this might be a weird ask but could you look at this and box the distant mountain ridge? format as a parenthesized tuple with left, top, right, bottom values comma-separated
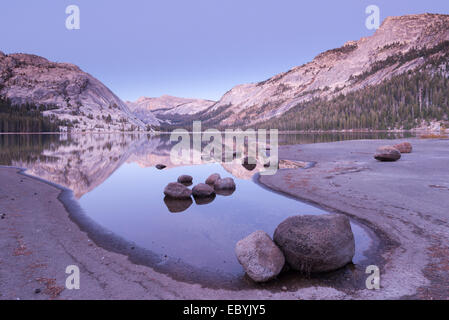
(186, 13, 449, 130)
(1, 13, 448, 132)
(126, 95, 215, 124)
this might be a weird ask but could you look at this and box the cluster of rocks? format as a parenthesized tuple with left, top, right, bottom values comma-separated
(374, 142, 413, 162)
(163, 173, 236, 213)
(235, 214, 355, 282)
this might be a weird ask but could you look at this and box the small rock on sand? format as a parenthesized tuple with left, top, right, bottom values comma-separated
(374, 146, 401, 162)
(393, 142, 413, 153)
(156, 164, 166, 170)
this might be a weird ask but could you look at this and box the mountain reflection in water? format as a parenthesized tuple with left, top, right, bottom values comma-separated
(0, 132, 412, 281)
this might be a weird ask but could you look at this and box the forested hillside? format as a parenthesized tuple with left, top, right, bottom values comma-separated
(0, 98, 71, 132)
(256, 57, 449, 131)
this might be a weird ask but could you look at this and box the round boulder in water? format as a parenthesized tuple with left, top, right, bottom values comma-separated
(205, 173, 221, 185)
(163, 182, 192, 199)
(192, 183, 215, 198)
(214, 177, 236, 191)
(177, 175, 193, 185)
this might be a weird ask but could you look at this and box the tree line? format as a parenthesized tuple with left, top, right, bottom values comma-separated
(0, 98, 71, 132)
(256, 63, 449, 131)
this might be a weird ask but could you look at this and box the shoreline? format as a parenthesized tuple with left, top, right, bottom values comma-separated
(1, 138, 448, 299)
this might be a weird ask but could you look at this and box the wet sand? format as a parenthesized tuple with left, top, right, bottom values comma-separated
(0, 138, 448, 299)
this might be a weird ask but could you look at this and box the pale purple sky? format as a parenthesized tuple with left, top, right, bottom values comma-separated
(0, 0, 448, 101)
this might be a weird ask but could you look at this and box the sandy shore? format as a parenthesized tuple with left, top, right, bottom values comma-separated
(1, 138, 448, 299)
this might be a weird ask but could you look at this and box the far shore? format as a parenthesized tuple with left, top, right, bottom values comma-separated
(0, 137, 448, 299)
(0, 128, 447, 135)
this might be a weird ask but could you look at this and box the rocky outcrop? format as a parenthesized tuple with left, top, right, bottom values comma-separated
(273, 214, 355, 273)
(235, 230, 285, 282)
(0, 53, 157, 131)
(374, 146, 401, 161)
(163, 182, 192, 199)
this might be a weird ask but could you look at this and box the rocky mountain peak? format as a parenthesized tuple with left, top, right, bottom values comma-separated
(0, 52, 157, 131)
(198, 13, 449, 127)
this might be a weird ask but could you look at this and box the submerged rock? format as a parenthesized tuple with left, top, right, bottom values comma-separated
(177, 175, 193, 185)
(393, 142, 413, 153)
(235, 230, 285, 282)
(163, 182, 192, 199)
(163, 196, 193, 213)
(156, 164, 167, 170)
(193, 194, 216, 205)
(273, 214, 355, 273)
(192, 183, 215, 198)
(205, 173, 221, 185)
(374, 146, 401, 162)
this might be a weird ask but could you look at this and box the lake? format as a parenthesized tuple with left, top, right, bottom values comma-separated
(0, 132, 414, 285)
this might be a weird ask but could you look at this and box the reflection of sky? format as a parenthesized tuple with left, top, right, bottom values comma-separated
(79, 162, 371, 276)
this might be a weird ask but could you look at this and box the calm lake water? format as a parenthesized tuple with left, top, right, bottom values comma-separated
(0, 132, 414, 283)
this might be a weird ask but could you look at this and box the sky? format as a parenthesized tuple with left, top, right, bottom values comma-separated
(0, 1, 448, 102)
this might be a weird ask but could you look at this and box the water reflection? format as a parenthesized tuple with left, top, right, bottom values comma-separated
(164, 196, 193, 213)
(0, 132, 415, 199)
(0, 132, 402, 281)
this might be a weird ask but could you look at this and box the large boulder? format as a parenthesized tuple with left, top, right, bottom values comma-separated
(177, 175, 193, 185)
(393, 142, 412, 153)
(192, 183, 215, 198)
(155, 164, 166, 170)
(273, 214, 355, 273)
(374, 146, 401, 162)
(163, 182, 192, 199)
(235, 230, 285, 282)
(205, 173, 221, 185)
